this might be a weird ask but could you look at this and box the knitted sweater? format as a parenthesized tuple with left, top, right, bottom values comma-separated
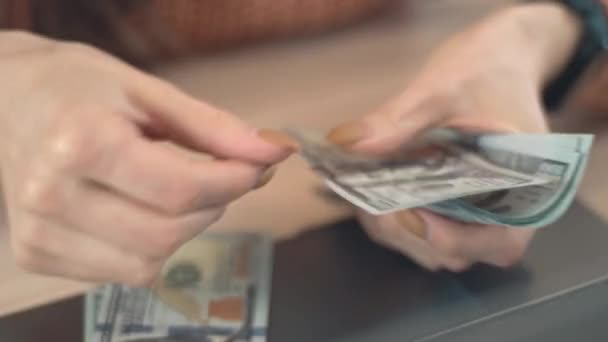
(0, 0, 393, 63)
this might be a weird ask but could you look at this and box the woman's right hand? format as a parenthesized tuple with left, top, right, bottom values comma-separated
(328, 3, 582, 271)
(0, 32, 293, 286)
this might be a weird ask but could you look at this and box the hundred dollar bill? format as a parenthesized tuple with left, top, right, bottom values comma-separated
(85, 233, 273, 342)
(286, 128, 593, 227)
(286, 129, 555, 213)
(428, 133, 593, 227)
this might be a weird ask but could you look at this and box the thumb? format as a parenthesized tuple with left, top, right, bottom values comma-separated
(128, 74, 295, 165)
(327, 88, 544, 155)
(327, 94, 448, 155)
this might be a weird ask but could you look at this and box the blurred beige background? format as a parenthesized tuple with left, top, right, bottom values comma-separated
(2, 0, 607, 317)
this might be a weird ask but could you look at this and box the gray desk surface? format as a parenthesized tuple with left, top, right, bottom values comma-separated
(2, 202, 608, 342)
(269, 202, 608, 342)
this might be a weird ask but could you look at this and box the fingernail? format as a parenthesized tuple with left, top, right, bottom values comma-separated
(401, 146, 445, 160)
(396, 210, 427, 239)
(257, 129, 299, 151)
(327, 121, 369, 146)
(254, 166, 277, 189)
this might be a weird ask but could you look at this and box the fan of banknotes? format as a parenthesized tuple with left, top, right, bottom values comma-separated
(285, 128, 594, 228)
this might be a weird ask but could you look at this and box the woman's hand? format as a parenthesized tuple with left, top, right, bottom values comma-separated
(328, 3, 582, 271)
(0, 31, 292, 286)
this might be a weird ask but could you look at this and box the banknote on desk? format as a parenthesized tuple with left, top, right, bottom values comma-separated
(286, 128, 593, 228)
(85, 233, 273, 342)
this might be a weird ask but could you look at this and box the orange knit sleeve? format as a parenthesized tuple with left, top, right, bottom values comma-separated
(0, 0, 32, 29)
(1, 0, 394, 64)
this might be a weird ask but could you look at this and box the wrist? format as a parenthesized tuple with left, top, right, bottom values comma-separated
(472, 3, 583, 87)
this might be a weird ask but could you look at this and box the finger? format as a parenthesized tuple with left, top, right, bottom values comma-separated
(88, 138, 268, 215)
(13, 244, 163, 286)
(328, 94, 448, 155)
(358, 210, 443, 271)
(418, 210, 533, 267)
(36, 179, 224, 259)
(396, 210, 473, 272)
(358, 211, 404, 251)
(128, 74, 294, 164)
(11, 217, 163, 286)
(13, 245, 115, 283)
(328, 78, 547, 155)
(444, 114, 533, 134)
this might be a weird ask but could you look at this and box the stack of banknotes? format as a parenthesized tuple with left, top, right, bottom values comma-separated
(286, 128, 594, 228)
(85, 234, 273, 342)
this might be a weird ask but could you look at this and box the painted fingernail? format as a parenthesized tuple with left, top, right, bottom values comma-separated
(396, 210, 427, 239)
(254, 166, 277, 189)
(257, 129, 299, 151)
(327, 121, 369, 146)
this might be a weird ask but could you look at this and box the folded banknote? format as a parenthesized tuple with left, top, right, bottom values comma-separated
(286, 128, 593, 228)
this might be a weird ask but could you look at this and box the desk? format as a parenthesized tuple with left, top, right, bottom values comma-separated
(3, 201, 608, 341)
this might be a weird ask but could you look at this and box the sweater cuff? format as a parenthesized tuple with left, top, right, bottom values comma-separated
(540, 0, 607, 110)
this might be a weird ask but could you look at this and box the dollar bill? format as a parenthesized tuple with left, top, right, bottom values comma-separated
(428, 133, 593, 227)
(85, 233, 273, 342)
(287, 128, 593, 228)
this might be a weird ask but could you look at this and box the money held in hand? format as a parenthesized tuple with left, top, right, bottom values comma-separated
(287, 128, 593, 228)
